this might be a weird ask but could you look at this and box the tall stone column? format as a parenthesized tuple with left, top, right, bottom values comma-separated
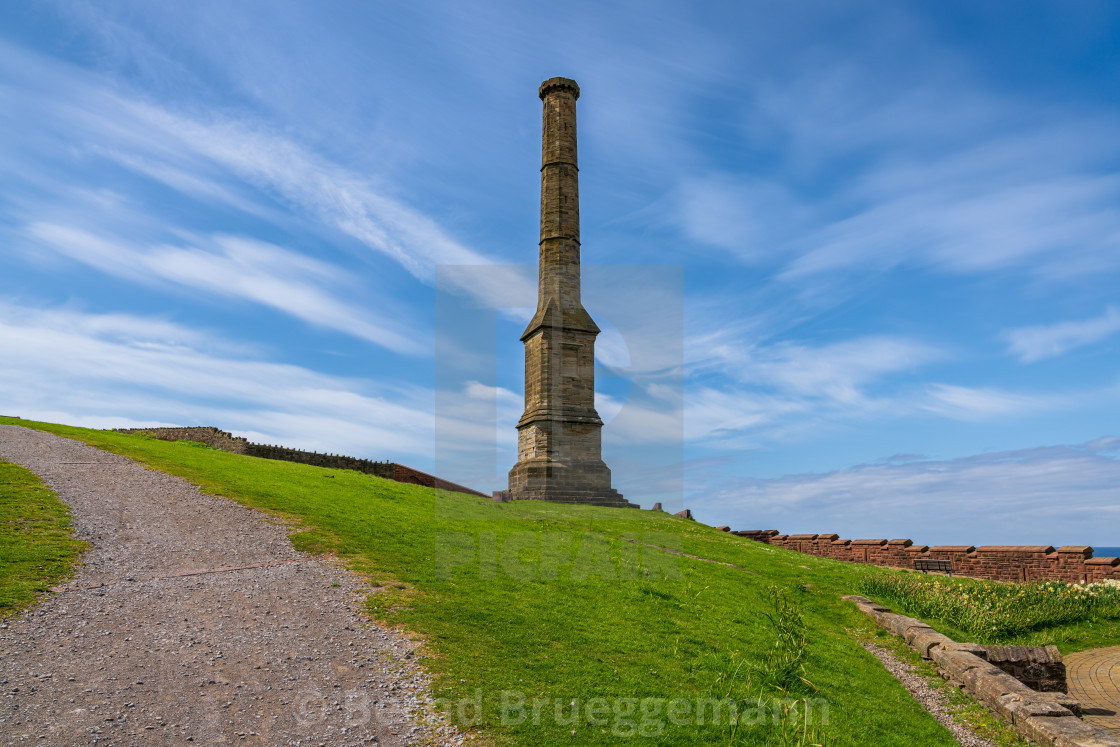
(507, 78, 632, 507)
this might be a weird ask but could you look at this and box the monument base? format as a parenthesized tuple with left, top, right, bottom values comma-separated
(508, 458, 637, 508)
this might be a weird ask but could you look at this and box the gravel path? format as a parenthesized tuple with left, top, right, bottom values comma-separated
(0, 425, 463, 746)
(859, 641, 998, 747)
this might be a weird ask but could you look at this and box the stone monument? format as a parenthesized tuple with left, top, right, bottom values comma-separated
(507, 77, 634, 508)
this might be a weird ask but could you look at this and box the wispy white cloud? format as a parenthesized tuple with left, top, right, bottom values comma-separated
(684, 333, 942, 442)
(123, 100, 494, 279)
(921, 383, 1065, 420)
(1005, 307, 1120, 363)
(666, 39, 1120, 283)
(86, 147, 275, 220)
(673, 174, 807, 262)
(0, 39, 497, 288)
(782, 152, 1120, 280)
(683, 335, 932, 455)
(683, 328, 1087, 444)
(750, 337, 938, 402)
(0, 301, 450, 466)
(26, 223, 423, 355)
(683, 387, 807, 444)
(693, 439, 1120, 545)
(432, 379, 522, 490)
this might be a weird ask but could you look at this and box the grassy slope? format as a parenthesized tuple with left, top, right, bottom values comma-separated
(0, 416, 963, 746)
(0, 458, 88, 615)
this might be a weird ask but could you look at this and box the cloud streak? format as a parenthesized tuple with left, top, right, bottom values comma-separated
(123, 100, 494, 279)
(1005, 307, 1120, 363)
(683, 333, 943, 444)
(694, 439, 1120, 545)
(0, 301, 447, 466)
(27, 223, 423, 355)
(0, 40, 497, 289)
(667, 38, 1120, 284)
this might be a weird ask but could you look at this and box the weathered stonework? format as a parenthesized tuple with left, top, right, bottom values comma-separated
(982, 645, 1068, 693)
(734, 530, 1120, 584)
(845, 596, 1119, 747)
(507, 78, 633, 508)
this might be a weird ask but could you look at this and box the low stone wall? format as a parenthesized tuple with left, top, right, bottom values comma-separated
(845, 595, 1119, 747)
(735, 530, 1120, 584)
(982, 645, 1067, 693)
(115, 426, 487, 497)
(116, 426, 253, 454)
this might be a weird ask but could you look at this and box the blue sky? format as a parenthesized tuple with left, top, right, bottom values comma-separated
(2, 1, 1119, 545)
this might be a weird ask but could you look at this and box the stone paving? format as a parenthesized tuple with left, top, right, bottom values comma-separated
(1066, 645, 1120, 737)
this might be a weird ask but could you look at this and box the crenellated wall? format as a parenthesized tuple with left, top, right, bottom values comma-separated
(735, 530, 1120, 584)
(114, 426, 487, 498)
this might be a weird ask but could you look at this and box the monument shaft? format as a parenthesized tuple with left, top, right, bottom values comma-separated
(508, 78, 629, 507)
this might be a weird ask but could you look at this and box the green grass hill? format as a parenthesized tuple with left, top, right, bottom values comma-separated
(5, 415, 1113, 745)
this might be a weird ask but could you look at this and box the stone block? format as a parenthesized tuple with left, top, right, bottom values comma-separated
(1042, 692, 1082, 717)
(841, 594, 889, 611)
(962, 663, 1012, 693)
(977, 545, 1056, 554)
(933, 649, 988, 684)
(942, 641, 988, 658)
(1009, 690, 1083, 718)
(1014, 712, 1066, 747)
(886, 614, 933, 638)
(929, 545, 977, 553)
(982, 644, 1067, 693)
(1032, 714, 1120, 747)
(869, 608, 896, 628)
(909, 628, 955, 659)
(973, 670, 1034, 715)
(1012, 700, 1074, 719)
(1055, 732, 1120, 747)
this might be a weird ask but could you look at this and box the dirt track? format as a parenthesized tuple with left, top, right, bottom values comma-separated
(0, 425, 461, 746)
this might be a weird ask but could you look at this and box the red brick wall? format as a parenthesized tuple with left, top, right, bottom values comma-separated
(733, 530, 1120, 583)
(390, 464, 488, 498)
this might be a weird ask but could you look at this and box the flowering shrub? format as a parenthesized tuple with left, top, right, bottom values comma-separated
(856, 574, 1120, 642)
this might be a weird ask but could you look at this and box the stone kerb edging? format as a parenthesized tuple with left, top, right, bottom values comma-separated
(843, 595, 1120, 747)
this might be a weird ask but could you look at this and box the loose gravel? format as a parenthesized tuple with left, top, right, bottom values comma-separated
(859, 640, 998, 747)
(0, 425, 465, 746)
